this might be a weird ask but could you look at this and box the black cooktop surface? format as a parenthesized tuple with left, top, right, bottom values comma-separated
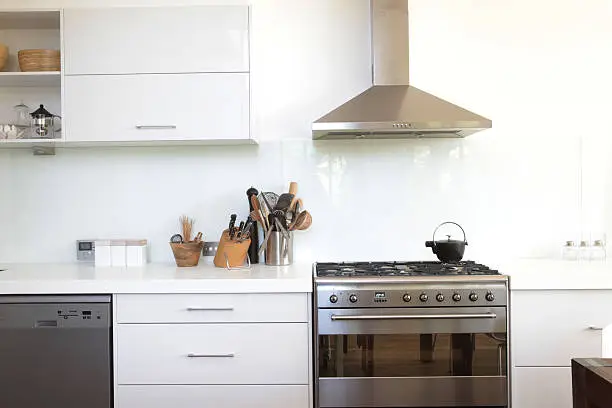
(315, 261, 500, 277)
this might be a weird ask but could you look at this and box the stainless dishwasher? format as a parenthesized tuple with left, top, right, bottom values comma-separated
(0, 295, 112, 408)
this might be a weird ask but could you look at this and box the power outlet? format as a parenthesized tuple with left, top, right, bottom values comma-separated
(202, 241, 219, 257)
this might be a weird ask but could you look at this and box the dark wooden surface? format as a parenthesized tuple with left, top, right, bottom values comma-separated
(572, 358, 612, 408)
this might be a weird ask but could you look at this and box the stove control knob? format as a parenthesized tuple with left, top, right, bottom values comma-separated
(402, 293, 411, 303)
(452, 293, 462, 302)
(469, 293, 479, 302)
(329, 294, 338, 304)
(419, 293, 428, 302)
(485, 292, 495, 302)
(349, 294, 358, 303)
(436, 293, 445, 302)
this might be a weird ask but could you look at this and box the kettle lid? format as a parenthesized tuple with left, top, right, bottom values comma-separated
(31, 104, 53, 118)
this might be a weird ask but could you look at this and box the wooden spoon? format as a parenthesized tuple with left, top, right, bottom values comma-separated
(289, 210, 312, 231)
(251, 194, 268, 231)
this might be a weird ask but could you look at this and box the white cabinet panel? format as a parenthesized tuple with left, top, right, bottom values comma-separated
(512, 290, 612, 366)
(117, 323, 309, 385)
(512, 367, 572, 408)
(116, 293, 308, 324)
(64, 73, 249, 142)
(117, 385, 309, 408)
(64, 6, 249, 75)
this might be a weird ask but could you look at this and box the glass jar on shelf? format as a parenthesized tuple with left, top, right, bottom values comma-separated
(562, 241, 578, 261)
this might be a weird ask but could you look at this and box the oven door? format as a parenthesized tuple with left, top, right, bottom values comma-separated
(316, 306, 508, 408)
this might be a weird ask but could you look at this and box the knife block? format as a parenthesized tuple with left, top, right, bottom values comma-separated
(214, 230, 251, 268)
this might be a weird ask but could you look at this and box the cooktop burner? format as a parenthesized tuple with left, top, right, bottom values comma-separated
(315, 261, 499, 277)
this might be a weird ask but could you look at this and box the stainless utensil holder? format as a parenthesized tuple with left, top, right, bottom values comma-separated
(265, 231, 293, 266)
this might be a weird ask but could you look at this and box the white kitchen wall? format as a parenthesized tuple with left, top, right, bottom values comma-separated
(0, 0, 609, 265)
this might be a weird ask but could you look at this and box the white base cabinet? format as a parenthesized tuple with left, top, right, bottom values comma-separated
(512, 367, 572, 408)
(117, 385, 309, 408)
(511, 290, 612, 408)
(114, 293, 310, 408)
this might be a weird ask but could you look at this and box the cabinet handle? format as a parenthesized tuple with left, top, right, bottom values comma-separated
(588, 326, 604, 331)
(186, 307, 234, 312)
(187, 353, 235, 358)
(135, 125, 177, 130)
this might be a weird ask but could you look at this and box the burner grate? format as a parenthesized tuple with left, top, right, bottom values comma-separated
(316, 261, 499, 277)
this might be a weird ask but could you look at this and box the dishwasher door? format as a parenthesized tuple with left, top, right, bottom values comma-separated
(0, 295, 112, 408)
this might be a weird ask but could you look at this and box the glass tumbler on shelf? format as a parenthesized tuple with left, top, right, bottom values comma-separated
(562, 241, 578, 260)
(13, 101, 30, 127)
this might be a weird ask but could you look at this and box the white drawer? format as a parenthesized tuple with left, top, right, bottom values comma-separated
(117, 385, 309, 408)
(117, 323, 309, 385)
(116, 293, 308, 323)
(64, 6, 249, 75)
(512, 290, 612, 366)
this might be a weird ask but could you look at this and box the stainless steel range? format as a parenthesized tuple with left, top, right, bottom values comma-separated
(314, 261, 509, 408)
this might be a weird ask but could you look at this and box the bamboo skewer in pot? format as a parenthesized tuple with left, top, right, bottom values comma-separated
(180, 215, 194, 242)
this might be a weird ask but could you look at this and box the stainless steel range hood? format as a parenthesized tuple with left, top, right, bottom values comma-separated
(312, 0, 492, 140)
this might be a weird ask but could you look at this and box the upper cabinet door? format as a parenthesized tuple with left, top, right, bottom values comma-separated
(63, 6, 249, 75)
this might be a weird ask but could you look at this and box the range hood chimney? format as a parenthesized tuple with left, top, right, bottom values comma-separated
(312, 0, 492, 140)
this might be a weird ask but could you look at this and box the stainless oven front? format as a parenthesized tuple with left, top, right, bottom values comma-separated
(315, 305, 508, 408)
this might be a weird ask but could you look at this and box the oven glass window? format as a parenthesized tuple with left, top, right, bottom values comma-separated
(318, 333, 507, 378)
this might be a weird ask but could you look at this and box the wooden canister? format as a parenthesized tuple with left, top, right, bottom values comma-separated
(170, 241, 203, 267)
(214, 230, 251, 268)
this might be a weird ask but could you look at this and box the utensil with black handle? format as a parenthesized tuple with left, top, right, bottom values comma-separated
(228, 214, 237, 240)
(246, 187, 260, 263)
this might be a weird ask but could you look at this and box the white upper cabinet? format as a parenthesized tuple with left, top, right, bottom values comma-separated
(64, 73, 249, 143)
(63, 6, 249, 75)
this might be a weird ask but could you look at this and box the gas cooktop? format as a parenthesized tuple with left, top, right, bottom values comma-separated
(315, 261, 500, 278)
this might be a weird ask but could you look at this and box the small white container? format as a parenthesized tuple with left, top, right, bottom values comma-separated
(126, 240, 148, 267)
(95, 240, 112, 267)
(110, 240, 127, 267)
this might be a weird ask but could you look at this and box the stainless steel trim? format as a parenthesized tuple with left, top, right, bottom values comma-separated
(0, 295, 111, 304)
(331, 312, 497, 321)
(135, 125, 177, 129)
(318, 306, 507, 335)
(318, 376, 508, 407)
(186, 307, 234, 311)
(187, 353, 235, 358)
(588, 325, 604, 331)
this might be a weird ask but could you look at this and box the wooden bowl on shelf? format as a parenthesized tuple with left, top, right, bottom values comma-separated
(18, 49, 60, 72)
(0, 44, 8, 71)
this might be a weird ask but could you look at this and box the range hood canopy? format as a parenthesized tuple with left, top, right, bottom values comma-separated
(312, 0, 491, 140)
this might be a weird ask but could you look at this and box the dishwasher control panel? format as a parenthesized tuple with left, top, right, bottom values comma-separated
(0, 301, 110, 329)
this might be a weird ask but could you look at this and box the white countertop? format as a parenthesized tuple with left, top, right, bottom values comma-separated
(495, 259, 612, 290)
(2, 259, 612, 294)
(0, 261, 313, 294)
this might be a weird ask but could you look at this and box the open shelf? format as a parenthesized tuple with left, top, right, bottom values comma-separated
(0, 71, 60, 87)
(0, 138, 61, 147)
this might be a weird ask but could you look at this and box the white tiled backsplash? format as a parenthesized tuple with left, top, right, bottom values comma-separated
(1, 0, 610, 264)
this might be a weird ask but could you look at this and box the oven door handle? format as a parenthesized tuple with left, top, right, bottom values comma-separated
(330, 312, 497, 321)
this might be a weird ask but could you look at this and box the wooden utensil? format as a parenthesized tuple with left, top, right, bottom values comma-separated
(289, 210, 312, 231)
(251, 194, 268, 231)
(288, 182, 299, 211)
(179, 215, 194, 242)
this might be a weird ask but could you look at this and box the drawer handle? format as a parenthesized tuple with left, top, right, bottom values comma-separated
(588, 326, 604, 331)
(135, 125, 177, 130)
(187, 353, 235, 358)
(186, 307, 234, 312)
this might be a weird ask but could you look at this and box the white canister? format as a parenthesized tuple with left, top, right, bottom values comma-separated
(126, 240, 148, 267)
(110, 240, 127, 267)
(95, 240, 112, 267)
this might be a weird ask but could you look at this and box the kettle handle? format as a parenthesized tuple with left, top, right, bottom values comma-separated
(53, 115, 62, 133)
(431, 222, 468, 246)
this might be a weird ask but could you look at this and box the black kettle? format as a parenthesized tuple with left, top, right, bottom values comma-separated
(425, 222, 468, 263)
